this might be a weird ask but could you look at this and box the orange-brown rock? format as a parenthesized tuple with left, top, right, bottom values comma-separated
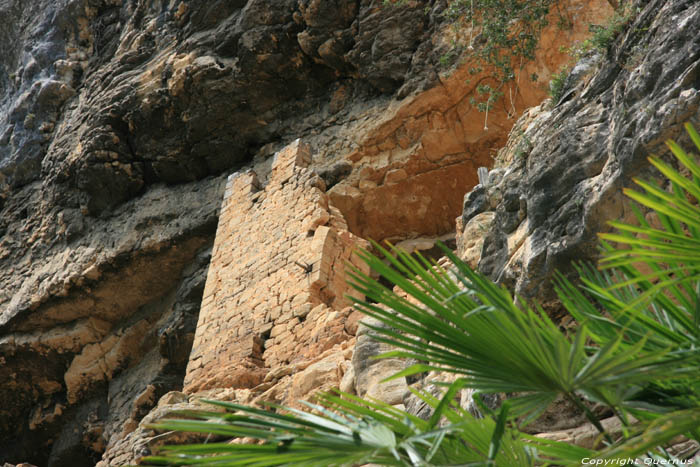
(328, 0, 613, 242)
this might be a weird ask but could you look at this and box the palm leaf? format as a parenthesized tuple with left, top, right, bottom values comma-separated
(143, 393, 543, 466)
(349, 242, 691, 423)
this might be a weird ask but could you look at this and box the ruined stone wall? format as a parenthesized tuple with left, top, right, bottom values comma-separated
(183, 140, 369, 393)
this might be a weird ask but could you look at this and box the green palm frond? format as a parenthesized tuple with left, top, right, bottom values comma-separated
(142, 392, 549, 466)
(347, 242, 692, 427)
(555, 263, 700, 350)
(598, 123, 700, 302)
(144, 398, 420, 466)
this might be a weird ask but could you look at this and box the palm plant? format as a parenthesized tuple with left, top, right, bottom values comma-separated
(142, 393, 550, 466)
(142, 124, 700, 466)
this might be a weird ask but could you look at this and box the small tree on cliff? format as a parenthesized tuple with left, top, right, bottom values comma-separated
(430, 0, 628, 128)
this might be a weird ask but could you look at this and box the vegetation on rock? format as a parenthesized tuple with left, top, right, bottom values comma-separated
(421, 0, 628, 127)
(143, 124, 700, 465)
(548, 5, 635, 106)
(548, 67, 569, 103)
(439, 0, 556, 123)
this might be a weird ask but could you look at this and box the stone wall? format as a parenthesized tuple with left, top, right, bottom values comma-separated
(183, 140, 369, 393)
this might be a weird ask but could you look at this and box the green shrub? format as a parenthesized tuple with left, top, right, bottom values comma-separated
(590, 12, 628, 50)
(568, 11, 631, 61)
(548, 67, 569, 103)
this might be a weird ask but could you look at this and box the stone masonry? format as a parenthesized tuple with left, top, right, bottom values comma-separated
(183, 140, 369, 393)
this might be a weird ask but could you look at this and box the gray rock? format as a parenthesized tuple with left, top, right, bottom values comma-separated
(462, 0, 700, 303)
(352, 318, 409, 404)
(315, 161, 352, 189)
(461, 184, 488, 225)
(405, 383, 442, 421)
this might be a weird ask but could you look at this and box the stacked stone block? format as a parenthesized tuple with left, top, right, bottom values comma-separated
(183, 140, 369, 393)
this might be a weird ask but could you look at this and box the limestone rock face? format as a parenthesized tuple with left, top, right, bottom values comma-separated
(326, 0, 612, 241)
(352, 317, 410, 406)
(460, 0, 700, 304)
(0, 0, 612, 464)
(0, 1, 434, 463)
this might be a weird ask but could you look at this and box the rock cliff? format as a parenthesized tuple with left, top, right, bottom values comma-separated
(457, 0, 700, 307)
(12, 0, 700, 465)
